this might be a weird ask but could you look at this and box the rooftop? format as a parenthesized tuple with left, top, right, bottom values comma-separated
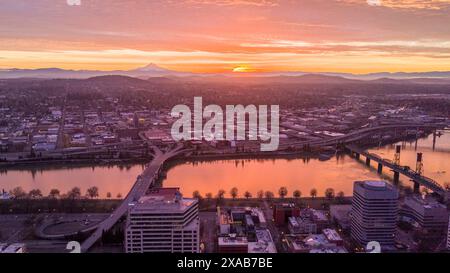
(323, 229, 343, 242)
(218, 236, 248, 246)
(354, 180, 398, 196)
(131, 188, 197, 213)
(405, 194, 447, 210)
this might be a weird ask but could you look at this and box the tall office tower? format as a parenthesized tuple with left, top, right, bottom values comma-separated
(351, 181, 399, 250)
(125, 188, 199, 253)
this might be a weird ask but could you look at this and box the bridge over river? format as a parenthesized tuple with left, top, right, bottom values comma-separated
(345, 144, 448, 199)
(80, 143, 189, 252)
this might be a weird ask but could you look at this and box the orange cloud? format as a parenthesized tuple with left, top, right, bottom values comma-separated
(343, 0, 450, 10)
(1, 0, 449, 73)
(184, 0, 278, 6)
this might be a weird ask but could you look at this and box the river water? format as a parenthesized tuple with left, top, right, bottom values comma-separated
(367, 130, 450, 188)
(0, 131, 448, 198)
(164, 130, 450, 197)
(0, 164, 145, 199)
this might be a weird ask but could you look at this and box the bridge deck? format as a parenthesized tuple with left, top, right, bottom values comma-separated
(80, 144, 186, 252)
(346, 145, 445, 196)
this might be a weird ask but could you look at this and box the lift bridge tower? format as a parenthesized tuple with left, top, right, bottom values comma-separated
(416, 152, 424, 175)
(414, 152, 424, 193)
(393, 145, 401, 165)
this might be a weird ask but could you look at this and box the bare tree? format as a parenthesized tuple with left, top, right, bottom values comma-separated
(67, 187, 81, 200)
(106, 192, 112, 199)
(230, 187, 239, 199)
(9, 187, 27, 199)
(193, 190, 203, 200)
(48, 189, 60, 199)
(244, 191, 252, 199)
(325, 188, 335, 200)
(217, 189, 226, 200)
(28, 189, 43, 199)
(278, 187, 288, 199)
(257, 190, 264, 199)
(310, 188, 318, 199)
(265, 191, 274, 200)
(293, 190, 302, 199)
(205, 192, 213, 200)
(86, 186, 99, 199)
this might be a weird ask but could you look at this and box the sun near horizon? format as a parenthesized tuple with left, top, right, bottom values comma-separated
(232, 65, 256, 73)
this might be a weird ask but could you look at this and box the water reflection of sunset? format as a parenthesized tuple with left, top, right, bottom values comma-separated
(0, 165, 145, 199)
(164, 155, 384, 198)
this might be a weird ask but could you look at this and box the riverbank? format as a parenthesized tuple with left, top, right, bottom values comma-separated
(0, 157, 150, 170)
(0, 128, 431, 171)
(0, 196, 351, 214)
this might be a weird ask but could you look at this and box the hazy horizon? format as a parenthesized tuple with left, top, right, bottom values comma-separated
(2, 63, 450, 75)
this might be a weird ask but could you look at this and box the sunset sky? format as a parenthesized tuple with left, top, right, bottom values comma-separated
(1, 0, 450, 73)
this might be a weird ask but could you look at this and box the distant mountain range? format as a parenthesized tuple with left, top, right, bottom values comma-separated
(1, 64, 450, 84)
(0, 64, 193, 79)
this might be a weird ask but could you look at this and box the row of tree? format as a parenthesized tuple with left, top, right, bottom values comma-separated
(192, 187, 345, 200)
(7, 186, 349, 201)
(7, 186, 123, 200)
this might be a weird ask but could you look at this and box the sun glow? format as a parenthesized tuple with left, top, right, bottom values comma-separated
(232, 65, 253, 73)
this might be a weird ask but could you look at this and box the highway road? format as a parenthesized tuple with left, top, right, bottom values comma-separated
(279, 123, 445, 149)
(80, 143, 186, 252)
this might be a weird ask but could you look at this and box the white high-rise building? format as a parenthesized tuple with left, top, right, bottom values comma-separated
(125, 188, 199, 253)
(351, 181, 398, 250)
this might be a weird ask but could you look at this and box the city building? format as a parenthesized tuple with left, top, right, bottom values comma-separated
(322, 228, 344, 246)
(330, 204, 352, 232)
(125, 188, 199, 253)
(273, 203, 300, 226)
(288, 208, 329, 235)
(303, 208, 329, 231)
(0, 243, 26, 253)
(288, 217, 317, 235)
(286, 229, 347, 253)
(447, 216, 450, 250)
(351, 181, 399, 250)
(248, 229, 277, 253)
(401, 195, 448, 237)
(217, 207, 276, 253)
(218, 236, 248, 253)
